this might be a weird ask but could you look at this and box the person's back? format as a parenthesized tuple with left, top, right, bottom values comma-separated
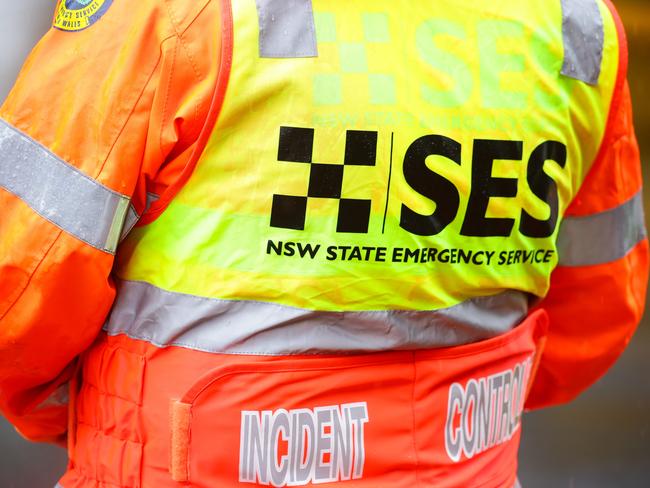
(0, 1, 646, 487)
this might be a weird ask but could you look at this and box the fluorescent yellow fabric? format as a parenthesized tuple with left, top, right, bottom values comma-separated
(117, 0, 619, 311)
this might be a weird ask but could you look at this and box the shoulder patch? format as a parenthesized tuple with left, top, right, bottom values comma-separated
(53, 0, 113, 32)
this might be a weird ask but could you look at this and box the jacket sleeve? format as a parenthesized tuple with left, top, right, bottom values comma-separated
(0, 0, 221, 442)
(526, 16, 648, 409)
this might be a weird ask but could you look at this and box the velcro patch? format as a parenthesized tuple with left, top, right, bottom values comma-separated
(53, 0, 113, 32)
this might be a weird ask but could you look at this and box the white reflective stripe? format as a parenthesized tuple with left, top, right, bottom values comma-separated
(54, 484, 64, 488)
(560, 0, 604, 85)
(0, 118, 130, 253)
(514, 479, 522, 488)
(104, 280, 529, 355)
(120, 192, 160, 242)
(558, 191, 646, 266)
(255, 0, 318, 58)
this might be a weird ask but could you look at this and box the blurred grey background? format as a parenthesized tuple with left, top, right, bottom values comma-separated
(0, 0, 648, 486)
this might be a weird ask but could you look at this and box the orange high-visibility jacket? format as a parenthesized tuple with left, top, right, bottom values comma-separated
(0, 0, 647, 487)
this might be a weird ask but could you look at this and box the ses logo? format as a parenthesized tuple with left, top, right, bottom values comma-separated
(270, 126, 566, 239)
(53, 0, 113, 32)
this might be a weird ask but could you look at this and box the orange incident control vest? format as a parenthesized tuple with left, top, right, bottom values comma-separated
(0, 0, 646, 487)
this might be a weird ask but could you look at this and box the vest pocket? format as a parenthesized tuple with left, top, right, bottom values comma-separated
(168, 310, 547, 488)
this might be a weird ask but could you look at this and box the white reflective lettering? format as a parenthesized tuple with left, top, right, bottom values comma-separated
(240, 403, 369, 486)
(445, 383, 464, 462)
(444, 357, 533, 462)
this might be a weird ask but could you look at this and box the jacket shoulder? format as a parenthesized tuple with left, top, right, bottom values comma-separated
(49, 0, 217, 37)
(162, 0, 219, 34)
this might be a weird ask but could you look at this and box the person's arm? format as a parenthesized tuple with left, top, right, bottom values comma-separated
(0, 0, 220, 442)
(526, 9, 648, 408)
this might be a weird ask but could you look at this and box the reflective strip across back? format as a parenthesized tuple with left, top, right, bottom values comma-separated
(558, 191, 647, 266)
(255, 0, 318, 58)
(0, 118, 129, 253)
(104, 279, 529, 355)
(560, 0, 604, 84)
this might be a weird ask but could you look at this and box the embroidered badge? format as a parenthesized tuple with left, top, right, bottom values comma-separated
(53, 0, 113, 32)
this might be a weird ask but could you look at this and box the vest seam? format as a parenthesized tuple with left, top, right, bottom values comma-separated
(159, 38, 179, 159)
(172, 21, 206, 151)
(164, 0, 212, 37)
(179, 0, 217, 37)
(164, 0, 183, 36)
(164, 0, 206, 126)
(162, 0, 193, 167)
(138, 0, 234, 225)
(93, 33, 175, 190)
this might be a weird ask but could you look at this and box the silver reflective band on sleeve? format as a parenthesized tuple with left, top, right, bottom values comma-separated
(560, 0, 604, 85)
(120, 192, 160, 242)
(558, 191, 647, 266)
(104, 279, 529, 355)
(0, 119, 130, 253)
(255, 0, 318, 58)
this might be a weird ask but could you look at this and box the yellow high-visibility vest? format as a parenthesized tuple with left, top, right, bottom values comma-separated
(116, 0, 618, 313)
